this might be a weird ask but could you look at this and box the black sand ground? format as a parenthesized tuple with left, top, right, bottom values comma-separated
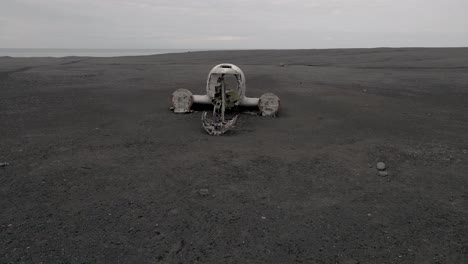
(1, 48, 468, 263)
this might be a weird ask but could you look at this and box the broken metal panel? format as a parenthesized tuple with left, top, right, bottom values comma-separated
(202, 73, 239, 136)
(202, 112, 238, 136)
(206, 73, 241, 108)
(206, 64, 246, 106)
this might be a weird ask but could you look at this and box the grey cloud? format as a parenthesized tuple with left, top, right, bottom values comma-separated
(0, 0, 467, 48)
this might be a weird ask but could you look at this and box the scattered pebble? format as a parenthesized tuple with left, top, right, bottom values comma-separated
(0, 162, 9, 168)
(198, 188, 210, 197)
(376, 162, 386, 171)
(261, 216, 266, 220)
(279, 63, 285, 67)
(168, 209, 179, 216)
(378, 171, 389, 177)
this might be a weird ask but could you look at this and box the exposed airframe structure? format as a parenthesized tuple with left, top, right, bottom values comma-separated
(171, 63, 280, 136)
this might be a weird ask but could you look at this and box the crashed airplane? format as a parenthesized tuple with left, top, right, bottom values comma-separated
(171, 63, 280, 136)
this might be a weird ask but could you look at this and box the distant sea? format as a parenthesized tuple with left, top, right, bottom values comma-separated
(0, 48, 205, 58)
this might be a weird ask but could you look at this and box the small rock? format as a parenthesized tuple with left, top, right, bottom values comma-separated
(168, 209, 179, 216)
(0, 162, 9, 168)
(261, 216, 266, 220)
(378, 171, 389, 177)
(279, 63, 285, 67)
(198, 189, 210, 197)
(376, 162, 386, 171)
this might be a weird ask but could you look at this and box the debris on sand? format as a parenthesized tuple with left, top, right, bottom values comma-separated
(378, 171, 389, 177)
(376, 162, 389, 177)
(0, 162, 9, 168)
(244, 111, 260, 116)
(198, 188, 210, 197)
(279, 63, 285, 67)
(376, 162, 386, 171)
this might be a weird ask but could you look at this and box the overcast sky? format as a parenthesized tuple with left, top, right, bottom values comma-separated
(1, 0, 467, 49)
